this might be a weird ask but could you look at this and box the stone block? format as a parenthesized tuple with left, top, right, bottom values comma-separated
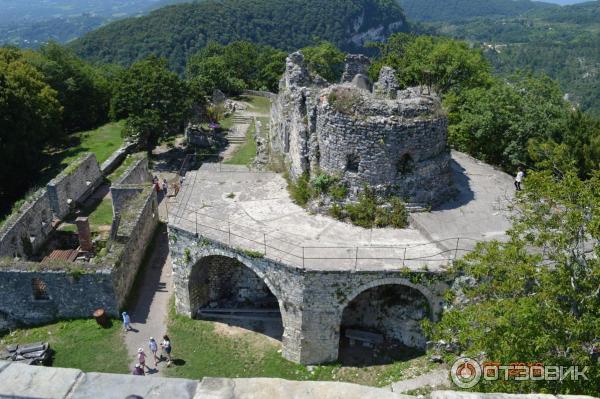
(0, 362, 81, 399)
(70, 372, 198, 399)
(195, 377, 412, 399)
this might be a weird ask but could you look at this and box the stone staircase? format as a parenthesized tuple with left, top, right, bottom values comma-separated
(226, 115, 253, 144)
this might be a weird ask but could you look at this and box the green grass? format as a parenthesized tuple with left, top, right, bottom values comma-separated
(1, 121, 125, 223)
(0, 319, 129, 373)
(107, 154, 136, 182)
(164, 300, 433, 386)
(53, 121, 126, 166)
(88, 198, 114, 228)
(223, 120, 257, 165)
(234, 95, 271, 115)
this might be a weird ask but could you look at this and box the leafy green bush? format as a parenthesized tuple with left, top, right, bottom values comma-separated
(343, 187, 408, 228)
(328, 183, 348, 201)
(344, 186, 379, 228)
(288, 173, 314, 206)
(311, 173, 336, 195)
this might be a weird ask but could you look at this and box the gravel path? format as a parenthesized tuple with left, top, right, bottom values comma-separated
(122, 222, 173, 376)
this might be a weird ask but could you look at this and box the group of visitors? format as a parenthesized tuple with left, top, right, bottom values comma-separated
(132, 335, 172, 376)
(122, 311, 173, 376)
(152, 175, 182, 197)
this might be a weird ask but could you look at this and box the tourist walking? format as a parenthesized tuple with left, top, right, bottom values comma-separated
(132, 363, 145, 376)
(515, 167, 524, 191)
(122, 311, 131, 332)
(162, 179, 169, 196)
(148, 337, 159, 367)
(137, 348, 150, 371)
(161, 335, 172, 365)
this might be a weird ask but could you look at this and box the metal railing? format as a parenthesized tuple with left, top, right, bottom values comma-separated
(168, 204, 480, 272)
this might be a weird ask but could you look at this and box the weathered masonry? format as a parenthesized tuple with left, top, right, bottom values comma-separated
(170, 226, 450, 365)
(270, 52, 454, 207)
(0, 153, 158, 332)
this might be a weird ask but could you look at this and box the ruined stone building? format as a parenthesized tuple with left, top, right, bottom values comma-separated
(270, 52, 454, 206)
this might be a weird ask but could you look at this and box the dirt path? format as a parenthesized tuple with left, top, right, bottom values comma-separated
(122, 222, 173, 376)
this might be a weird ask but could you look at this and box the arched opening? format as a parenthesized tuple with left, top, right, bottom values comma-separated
(339, 283, 430, 366)
(397, 153, 415, 176)
(188, 255, 283, 340)
(346, 154, 360, 173)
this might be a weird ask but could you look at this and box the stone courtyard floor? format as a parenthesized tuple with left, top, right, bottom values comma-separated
(169, 150, 514, 272)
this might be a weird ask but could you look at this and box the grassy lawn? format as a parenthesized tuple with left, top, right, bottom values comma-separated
(234, 95, 271, 115)
(88, 198, 114, 229)
(0, 319, 129, 374)
(164, 301, 434, 386)
(223, 120, 257, 165)
(1, 121, 125, 224)
(107, 153, 137, 182)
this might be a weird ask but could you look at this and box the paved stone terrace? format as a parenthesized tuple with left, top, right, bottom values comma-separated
(169, 151, 513, 272)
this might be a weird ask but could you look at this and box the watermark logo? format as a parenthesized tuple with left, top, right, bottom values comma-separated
(451, 357, 482, 388)
(450, 358, 589, 388)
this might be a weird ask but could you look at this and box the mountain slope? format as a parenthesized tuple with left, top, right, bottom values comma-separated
(397, 0, 557, 22)
(71, 0, 408, 72)
(420, 0, 600, 115)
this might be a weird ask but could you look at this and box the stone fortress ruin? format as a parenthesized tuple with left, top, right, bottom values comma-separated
(168, 50, 514, 366)
(270, 52, 454, 208)
(0, 147, 159, 332)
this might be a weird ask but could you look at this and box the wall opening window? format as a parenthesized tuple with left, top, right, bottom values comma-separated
(397, 154, 415, 176)
(32, 278, 50, 300)
(346, 154, 360, 173)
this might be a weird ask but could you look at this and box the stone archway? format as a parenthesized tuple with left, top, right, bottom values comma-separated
(337, 279, 437, 365)
(187, 255, 283, 340)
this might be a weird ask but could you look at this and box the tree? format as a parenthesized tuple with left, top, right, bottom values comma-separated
(301, 42, 346, 83)
(186, 41, 286, 95)
(0, 47, 62, 208)
(111, 56, 192, 149)
(446, 73, 568, 171)
(426, 167, 600, 395)
(370, 34, 492, 94)
(24, 42, 110, 132)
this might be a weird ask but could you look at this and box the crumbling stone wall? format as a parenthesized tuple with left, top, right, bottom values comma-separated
(0, 187, 158, 330)
(271, 52, 454, 206)
(47, 153, 103, 219)
(169, 226, 448, 365)
(110, 154, 152, 216)
(0, 263, 119, 329)
(0, 189, 54, 259)
(109, 187, 159, 308)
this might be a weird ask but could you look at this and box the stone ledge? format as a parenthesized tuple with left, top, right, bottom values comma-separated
(0, 362, 595, 399)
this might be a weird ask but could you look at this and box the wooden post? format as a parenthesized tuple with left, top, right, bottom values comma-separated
(264, 233, 267, 256)
(302, 247, 305, 269)
(355, 247, 359, 271)
(195, 212, 198, 237)
(403, 247, 407, 268)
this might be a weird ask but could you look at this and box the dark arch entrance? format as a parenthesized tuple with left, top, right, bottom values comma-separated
(338, 284, 430, 366)
(188, 255, 283, 339)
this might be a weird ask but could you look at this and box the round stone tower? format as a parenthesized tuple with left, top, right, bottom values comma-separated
(270, 52, 454, 207)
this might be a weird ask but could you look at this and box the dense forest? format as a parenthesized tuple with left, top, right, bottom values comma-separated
(70, 0, 408, 72)
(397, 0, 557, 21)
(406, 0, 600, 115)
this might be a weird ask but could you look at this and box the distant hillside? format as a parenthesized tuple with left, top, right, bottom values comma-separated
(0, 0, 190, 48)
(397, 0, 557, 21)
(71, 0, 408, 72)
(421, 0, 600, 115)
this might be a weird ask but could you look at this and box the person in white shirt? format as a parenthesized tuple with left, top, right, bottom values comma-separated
(515, 167, 524, 191)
